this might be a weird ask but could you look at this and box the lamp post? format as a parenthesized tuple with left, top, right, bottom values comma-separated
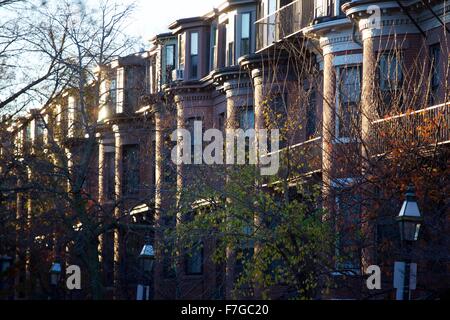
(137, 237, 155, 300)
(395, 185, 423, 300)
(49, 261, 62, 300)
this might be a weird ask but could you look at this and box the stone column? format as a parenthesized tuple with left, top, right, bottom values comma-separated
(251, 68, 265, 299)
(223, 84, 239, 300)
(153, 108, 164, 300)
(174, 94, 185, 299)
(321, 52, 336, 216)
(361, 34, 377, 163)
(360, 33, 377, 270)
(252, 69, 265, 155)
(113, 126, 123, 299)
(174, 95, 185, 210)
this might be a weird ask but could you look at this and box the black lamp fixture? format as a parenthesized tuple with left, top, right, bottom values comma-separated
(397, 185, 424, 242)
(139, 237, 155, 274)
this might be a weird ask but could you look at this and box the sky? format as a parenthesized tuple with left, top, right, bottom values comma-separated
(120, 0, 219, 43)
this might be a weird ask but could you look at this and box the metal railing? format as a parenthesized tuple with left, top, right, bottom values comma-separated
(255, 0, 314, 52)
(370, 103, 450, 154)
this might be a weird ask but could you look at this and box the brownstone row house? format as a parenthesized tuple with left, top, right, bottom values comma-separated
(1, 0, 449, 300)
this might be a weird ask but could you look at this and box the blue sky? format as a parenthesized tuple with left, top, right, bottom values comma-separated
(121, 0, 219, 42)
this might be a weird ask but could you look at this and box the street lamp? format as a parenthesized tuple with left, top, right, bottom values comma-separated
(139, 242, 155, 274)
(394, 185, 424, 301)
(137, 238, 155, 300)
(397, 185, 423, 242)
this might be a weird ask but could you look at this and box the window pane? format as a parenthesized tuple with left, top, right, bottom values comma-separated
(105, 152, 115, 200)
(242, 13, 250, 39)
(166, 45, 175, 66)
(239, 107, 255, 131)
(338, 66, 361, 139)
(268, 0, 277, 15)
(186, 243, 203, 275)
(306, 90, 317, 138)
(191, 55, 198, 79)
(122, 144, 140, 195)
(191, 32, 199, 56)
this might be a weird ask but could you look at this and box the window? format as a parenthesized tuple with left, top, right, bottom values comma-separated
(228, 41, 235, 66)
(315, 0, 334, 18)
(165, 44, 176, 83)
(185, 242, 203, 275)
(218, 112, 225, 132)
(186, 117, 203, 162)
(337, 66, 361, 140)
(271, 94, 288, 148)
(179, 33, 185, 70)
(378, 52, 403, 114)
(210, 25, 217, 71)
(429, 44, 441, 105)
(190, 32, 199, 79)
(116, 68, 124, 113)
(239, 107, 255, 131)
(268, 0, 277, 15)
(267, 0, 277, 44)
(334, 186, 361, 274)
(306, 90, 317, 139)
(110, 79, 117, 108)
(163, 243, 176, 279)
(36, 117, 45, 137)
(105, 152, 115, 201)
(240, 13, 251, 57)
(122, 144, 140, 196)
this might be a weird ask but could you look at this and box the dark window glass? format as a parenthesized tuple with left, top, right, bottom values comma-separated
(165, 45, 176, 83)
(378, 52, 403, 114)
(105, 152, 115, 200)
(122, 144, 140, 195)
(239, 107, 255, 131)
(335, 188, 361, 273)
(190, 32, 199, 79)
(185, 242, 203, 275)
(110, 79, 117, 107)
(337, 66, 361, 139)
(271, 94, 288, 149)
(306, 90, 317, 139)
(228, 42, 234, 66)
(186, 117, 203, 162)
(429, 44, 441, 105)
(218, 112, 225, 132)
